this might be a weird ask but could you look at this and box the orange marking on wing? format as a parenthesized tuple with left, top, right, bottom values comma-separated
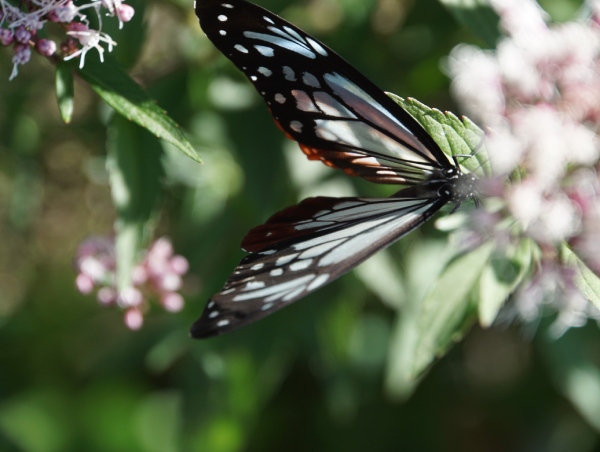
(299, 144, 323, 161)
(272, 119, 295, 141)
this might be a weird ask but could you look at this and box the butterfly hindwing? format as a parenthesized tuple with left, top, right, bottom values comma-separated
(190, 194, 446, 338)
(195, 0, 453, 185)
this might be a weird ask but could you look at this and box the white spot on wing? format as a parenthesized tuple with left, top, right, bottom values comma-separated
(261, 249, 276, 255)
(207, 301, 215, 309)
(251, 263, 264, 271)
(251, 75, 258, 81)
(244, 31, 316, 59)
(218, 15, 227, 21)
(307, 37, 328, 56)
(255, 45, 275, 57)
(282, 287, 305, 301)
(245, 281, 266, 290)
(290, 121, 303, 133)
(209, 311, 219, 319)
(290, 259, 312, 271)
(222, 3, 234, 8)
(298, 238, 345, 259)
(313, 91, 357, 118)
(283, 66, 296, 81)
(234, 44, 248, 53)
(264, 16, 274, 24)
(302, 72, 320, 88)
(270, 268, 284, 276)
(276, 254, 298, 266)
(217, 319, 230, 327)
(307, 273, 329, 290)
(291, 90, 318, 112)
(275, 93, 286, 104)
(258, 67, 272, 77)
(283, 26, 304, 43)
(219, 30, 226, 36)
(232, 275, 314, 301)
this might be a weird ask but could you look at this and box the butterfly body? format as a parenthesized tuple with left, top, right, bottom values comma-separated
(191, 0, 478, 338)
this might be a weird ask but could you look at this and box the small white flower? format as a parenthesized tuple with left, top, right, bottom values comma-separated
(64, 26, 116, 68)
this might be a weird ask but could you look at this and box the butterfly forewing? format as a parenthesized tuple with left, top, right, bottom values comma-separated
(190, 194, 446, 338)
(195, 0, 453, 185)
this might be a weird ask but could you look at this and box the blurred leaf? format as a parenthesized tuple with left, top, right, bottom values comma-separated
(387, 94, 490, 176)
(479, 238, 535, 327)
(561, 243, 600, 309)
(540, 325, 600, 433)
(438, 0, 501, 47)
(0, 391, 70, 452)
(55, 62, 74, 124)
(409, 241, 495, 379)
(75, 54, 201, 163)
(135, 392, 182, 452)
(193, 417, 244, 452)
(106, 116, 164, 290)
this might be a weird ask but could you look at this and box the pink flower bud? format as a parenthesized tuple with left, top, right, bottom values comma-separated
(160, 273, 182, 292)
(162, 293, 184, 312)
(116, 4, 135, 23)
(36, 39, 57, 57)
(124, 308, 143, 330)
(97, 287, 118, 305)
(76, 273, 95, 294)
(150, 237, 173, 260)
(131, 265, 148, 285)
(170, 255, 189, 275)
(119, 286, 144, 307)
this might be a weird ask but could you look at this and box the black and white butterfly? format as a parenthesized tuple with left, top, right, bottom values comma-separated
(191, 0, 479, 338)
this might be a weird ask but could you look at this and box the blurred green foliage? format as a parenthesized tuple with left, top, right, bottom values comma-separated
(1, 0, 599, 451)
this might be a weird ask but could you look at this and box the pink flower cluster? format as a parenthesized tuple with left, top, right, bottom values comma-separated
(75, 236, 188, 331)
(448, 0, 600, 332)
(0, 0, 134, 80)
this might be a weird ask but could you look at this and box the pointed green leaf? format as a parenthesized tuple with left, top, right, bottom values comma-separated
(479, 238, 536, 327)
(75, 54, 201, 163)
(409, 241, 495, 378)
(387, 94, 490, 176)
(55, 62, 74, 124)
(561, 243, 600, 309)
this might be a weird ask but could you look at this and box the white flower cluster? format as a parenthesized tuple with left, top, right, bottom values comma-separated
(448, 0, 600, 333)
(0, 0, 134, 80)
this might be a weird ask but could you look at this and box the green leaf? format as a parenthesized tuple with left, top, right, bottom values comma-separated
(479, 238, 536, 327)
(106, 116, 164, 291)
(409, 241, 495, 378)
(438, 0, 501, 48)
(561, 243, 600, 309)
(55, 62, 74, 124)
(386, 94, 490, 176)
(539, 324, 600, 434)
(75, 54, 201, 163)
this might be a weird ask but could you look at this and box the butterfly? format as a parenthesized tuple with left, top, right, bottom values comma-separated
(191, 0, 479, 338)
